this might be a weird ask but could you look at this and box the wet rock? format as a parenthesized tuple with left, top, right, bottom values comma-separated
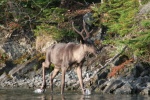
(97, 69, 109, 80)
(2, 41, 33, 60)
(140, 88, 150, 95)
(0, 63, 6, 75)
(133, 62, 150, 78)
(134, 76, 150, 88)
(97, 79, 106, 86)
(115, 82, 133, 94)
(147, 82, 150, 88)
(0, 73, 9, 82)
(28, 82, 34, 88)
(102, 78, 124, 93)
(114, 55, 129, 66)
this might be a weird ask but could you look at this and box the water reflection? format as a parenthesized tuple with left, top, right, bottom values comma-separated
(39, 94, 93, 100)
(36, 93, 150, 100)
(0, 88, 149, 100)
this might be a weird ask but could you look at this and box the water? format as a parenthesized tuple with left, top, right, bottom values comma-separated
(0, 88, 149, 100)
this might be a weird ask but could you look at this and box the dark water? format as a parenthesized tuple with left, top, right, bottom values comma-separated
(0, 88, 149, 100)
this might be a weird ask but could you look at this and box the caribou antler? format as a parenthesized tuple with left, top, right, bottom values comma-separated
(72, 20, 93, 41)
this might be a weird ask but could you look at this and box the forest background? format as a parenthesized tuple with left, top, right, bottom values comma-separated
(0, 0, 150, 74)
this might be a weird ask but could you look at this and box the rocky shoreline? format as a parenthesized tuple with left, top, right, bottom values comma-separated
(0, 61, 150, 95)
(0, 0, 150, 97)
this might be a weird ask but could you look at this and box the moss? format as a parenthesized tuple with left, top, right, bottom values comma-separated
(140, 19, 150, 29)
(13, 52, 30, 64)
(0, 52, 9, 65)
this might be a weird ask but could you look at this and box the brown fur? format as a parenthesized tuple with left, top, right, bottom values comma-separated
(41, 42, 96, 94)
(41, 20, 97, 94)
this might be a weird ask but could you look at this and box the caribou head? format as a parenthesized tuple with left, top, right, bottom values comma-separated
(72, 20, 97, 57)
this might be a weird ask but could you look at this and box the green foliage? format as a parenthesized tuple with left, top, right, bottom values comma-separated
(13, 52, 30, 64)
(140, 19, 150, 29)
(0, 0, 6, 6)
(34, 23, 63, 41)
(125, 18, 150, 56)
(33, 5, 77, 41)
(0, 0, 149, 61)
(141, 0, 150, 5)
(0, 51, 9, 65)
(92, 0, 138, 36)
(92, 0, 150, 59)
(40, 7, 66, 23)
(0, 0, 6, 22)
(34, 23, 77, 41)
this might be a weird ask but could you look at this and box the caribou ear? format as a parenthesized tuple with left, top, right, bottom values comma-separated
(77, 36, 84, 44)
(80, 39, 85, 44)
(79, 40, 82, 44)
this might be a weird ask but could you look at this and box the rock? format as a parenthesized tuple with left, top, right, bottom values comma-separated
(102, 78, 124, 93)
(133, 62, 150, 78)
(134, 76, 150, 87)
(97, 79, 106, 86)
(65, 73, 71, 83)
(147, 82, 150, 88)
(140, 88, 150, 95)
(83, 12, 93, 26)
(97, 69, 109, 80)
(139, 2, 150, 15)
(0, 73, 8, 82)
(2, 41, 33, 60)
(114, 55, 129, 66)
(115, 82, 133, 94)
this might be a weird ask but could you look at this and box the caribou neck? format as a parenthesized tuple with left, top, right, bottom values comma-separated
(72, 44, 86, 63)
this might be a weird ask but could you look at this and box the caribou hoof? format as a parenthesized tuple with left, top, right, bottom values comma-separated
(82, 88, 91, 95)
(85, 88, 91, 95)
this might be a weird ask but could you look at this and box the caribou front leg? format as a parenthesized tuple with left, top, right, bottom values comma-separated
(76, 66, 85, 94)
(50, 68, 59, 92)
(61, 67, 67, 94)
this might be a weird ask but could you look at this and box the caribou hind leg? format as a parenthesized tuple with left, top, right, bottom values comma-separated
(41, 61, 50, 90)
(41, 48, 51, 90)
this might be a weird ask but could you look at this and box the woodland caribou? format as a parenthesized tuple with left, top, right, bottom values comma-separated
(40, 20, 97, 94)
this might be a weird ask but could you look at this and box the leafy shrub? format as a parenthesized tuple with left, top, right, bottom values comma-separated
(91, 0, 150, 60)
(0, 52, 9, 64)
(140, 20, 150, 29)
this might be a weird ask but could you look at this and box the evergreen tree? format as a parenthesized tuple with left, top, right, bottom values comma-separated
(92, 0, 150, 60)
